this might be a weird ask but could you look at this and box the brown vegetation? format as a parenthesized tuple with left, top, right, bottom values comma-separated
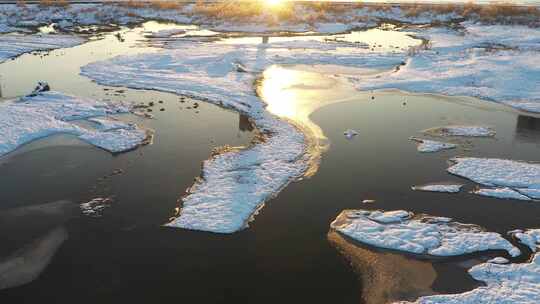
(118, 0, 185, 10)
(38, 0, 69, 7)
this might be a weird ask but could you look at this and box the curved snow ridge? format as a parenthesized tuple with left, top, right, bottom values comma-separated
(330, 209, 520, 257)
(81, 46, 309, 234)
(79, 39, 411, 233)
(0, 33, 85, 63)
(0, 91, 149, 157)
(409, 137, 457, 152)
(397, 253, 540, 304)
(358, 24, 540, 113)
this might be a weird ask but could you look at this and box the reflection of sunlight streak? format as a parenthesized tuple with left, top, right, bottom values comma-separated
(259, 65, 359, 177)
(328, 231, 437, 304)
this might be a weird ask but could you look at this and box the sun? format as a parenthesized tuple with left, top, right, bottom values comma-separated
(265, 0, 283, 7)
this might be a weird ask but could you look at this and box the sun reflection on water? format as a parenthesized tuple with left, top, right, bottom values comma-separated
(259, 65, 361, 176)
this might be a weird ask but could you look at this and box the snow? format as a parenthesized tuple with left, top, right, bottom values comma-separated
(344, 129, 359, 139)
(0, 33, 85, 63)
(330, 209, 520, 257)
(0, 91, 149, 157)
(145, 28, 186, 38)
(409, 137, 457, 152)
(358, 24, 540, 114)
(448, 158, 540, 191)
(80, 197, 114, 217)
(80, 37, 410, 234)
(487, 257, 509, 264)
(412, 183, 463, 193)
(403, 253, 540, 304)
(510, 229, 540, 252)
(473, 187, 532, 201)
(423, 125, 495, 137)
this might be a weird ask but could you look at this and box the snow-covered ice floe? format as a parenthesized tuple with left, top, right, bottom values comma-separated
(409, 137, 456, 152)
(473, 187, 532, 201)
(358, 24, 540, 113)
(0, 91, 150, 157)
(0, 33, 85, 63)
(80, 38, 408, 233)
(330, 209, 520, 257)
(423, 125, 495, 137)
(510, 229, 540, 253)
(400, 253, 540, 304)
(448, 157, 540, 201)
(412, 183, 463, 193)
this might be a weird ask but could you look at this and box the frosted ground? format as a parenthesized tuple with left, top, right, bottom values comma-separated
(0, 2, 540, 303)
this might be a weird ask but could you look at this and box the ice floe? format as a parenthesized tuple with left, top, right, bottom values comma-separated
(423, 125, 495, 137)
(448, 158, 540, 191)
(80, 37, 408, 233)
(412, 183, 463, 193)
(0, 33, 85, 63)
(402, 253, 540, 304)
(330, 209, 520, 257)
(473, 187, 532, 201)
(0, 91, 149, 157)
(359, 24, 540, 113)
(409, 137, 457, 152)
(510, 229, 540, 252)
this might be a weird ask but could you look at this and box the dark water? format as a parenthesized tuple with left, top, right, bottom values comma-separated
(1, 23, 540, 304)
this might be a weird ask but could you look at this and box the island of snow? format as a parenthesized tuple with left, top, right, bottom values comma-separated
(412, 183, 463, 193)
(409, 137, 457, 152)
(0, 34, 85, 63)
(80, 36, 409, 233)
(330, 209, 520, 257)
(448, 157, 540, 201)
(0, 91, 150, 157)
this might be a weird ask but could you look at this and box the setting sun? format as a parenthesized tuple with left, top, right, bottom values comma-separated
(265, 0, 283, 7)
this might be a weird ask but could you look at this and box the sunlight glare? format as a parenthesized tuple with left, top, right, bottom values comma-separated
(265, 0, 283, 7)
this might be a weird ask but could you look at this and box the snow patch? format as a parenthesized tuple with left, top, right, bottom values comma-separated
(330, 209, 520, 257)
(0, 91, 149, 157)
(510, 229, 540, 252)
(358, 24, 540, 114)
(448, 158, 540, 190)
(409, 137, 457, 152)
(473, 187, 532, 201)
(423, 125, 495, 137)
(412, 183, 463, 193)
(402, 253, 540, 304)
(0, 33, 85, 63)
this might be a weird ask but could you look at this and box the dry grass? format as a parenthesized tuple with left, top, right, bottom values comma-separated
(403, 1, 539, 22)
(118, 0, 185, 10)
(16, 0, 27, 8)
(38, 0, 69, 7)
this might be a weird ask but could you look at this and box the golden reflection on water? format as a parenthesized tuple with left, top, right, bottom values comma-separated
(328, 231, 437, 304)
(259, 65, 361, 177)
